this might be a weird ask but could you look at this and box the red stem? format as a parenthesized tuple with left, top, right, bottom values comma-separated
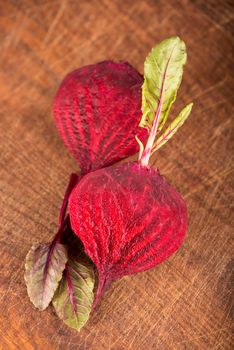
(93, 273, 113, 308)
(58, 173, 79, 228)
(65, 263, 77, 314)
(49, 173, 79, 247)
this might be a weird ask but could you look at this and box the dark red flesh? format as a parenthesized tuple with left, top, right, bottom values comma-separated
(53, 61, 147, 174)
(68, 162, 187, 305)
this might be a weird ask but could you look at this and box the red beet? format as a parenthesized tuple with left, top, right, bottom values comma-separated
(69, 162, 187, 304)
(53, 61, 147, 174)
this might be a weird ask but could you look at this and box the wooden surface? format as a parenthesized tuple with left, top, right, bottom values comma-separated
(0, 1, 233, 349)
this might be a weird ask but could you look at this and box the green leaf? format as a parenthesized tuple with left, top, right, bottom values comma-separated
(52, 259, 95, 332)
(25, 242, 68, 310)
(153, 103, 193, 152)
(141, 36, 187, 131)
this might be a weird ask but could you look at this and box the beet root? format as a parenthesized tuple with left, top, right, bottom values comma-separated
(68, 162, 187, 305)
(53, 61, 147, 174)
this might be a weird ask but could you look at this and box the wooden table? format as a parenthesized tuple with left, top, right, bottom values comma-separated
(0, 1, 233, 349)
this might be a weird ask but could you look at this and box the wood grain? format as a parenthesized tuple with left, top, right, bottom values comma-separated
(0, 1, 233, 349)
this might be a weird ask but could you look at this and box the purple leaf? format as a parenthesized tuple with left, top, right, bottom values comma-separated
(24, 241, 68, 310)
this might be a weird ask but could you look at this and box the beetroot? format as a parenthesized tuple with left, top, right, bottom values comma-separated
(69, 162, 187, 304)
(53, 61, 147, 174)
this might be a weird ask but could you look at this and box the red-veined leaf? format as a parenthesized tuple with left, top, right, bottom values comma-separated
(25, 241, 68, 310)
(52, 259, 95, 332)
(53, 61, 147, 174)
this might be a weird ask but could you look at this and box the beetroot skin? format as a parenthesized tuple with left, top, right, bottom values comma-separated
(53, 61, 147, 174)
(69, 162, 187, 304)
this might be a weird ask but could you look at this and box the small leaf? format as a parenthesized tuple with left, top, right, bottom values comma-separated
(25, 242, 68, 310)
(141, 36, 187, 131)
(52, 259, 95, 332)
(153, 103, 193, 152)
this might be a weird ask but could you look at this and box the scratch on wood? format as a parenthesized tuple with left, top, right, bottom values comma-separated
(43, 0, 66, 45)
(184, 163, 234, 199)
(193, 77, 227, 101)
(135, 285, 189, 350)
(175, 327, 230, 346)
